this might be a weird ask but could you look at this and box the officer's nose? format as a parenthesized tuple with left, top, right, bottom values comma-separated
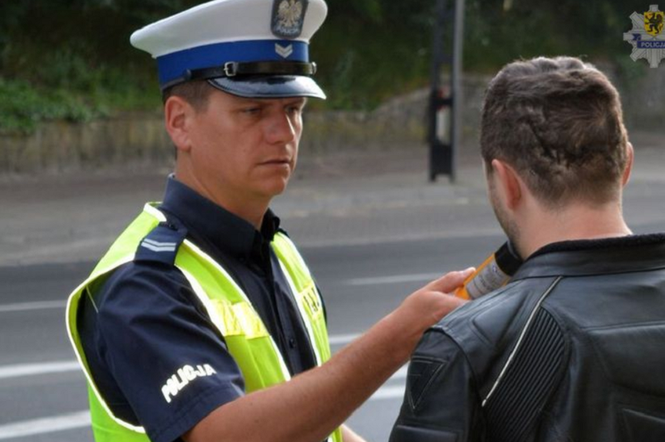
(266, 109, 299, 145)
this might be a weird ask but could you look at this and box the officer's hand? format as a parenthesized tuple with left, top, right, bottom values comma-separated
(399, 268, 475, 336)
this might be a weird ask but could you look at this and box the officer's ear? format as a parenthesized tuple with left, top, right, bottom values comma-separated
(164, 95, 195, 154)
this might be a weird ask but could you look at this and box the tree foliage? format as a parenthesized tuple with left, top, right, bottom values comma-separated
(0, 0, 653, 132)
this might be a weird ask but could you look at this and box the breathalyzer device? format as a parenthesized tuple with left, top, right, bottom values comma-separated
(455, 241, 523, 300)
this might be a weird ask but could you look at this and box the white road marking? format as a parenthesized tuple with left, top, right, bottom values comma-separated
(0, 271, 446, 315)
(0, 410, 90, 440)
(0, 300, 65, 313)
(0, 376, 406, 440)
(0, 380, 406, 440)
(391, 366, 408, 379)
(370, 385, 405, 401)
(367, 367, 408, 401)
(0, 335, 398, 381)
(328, 333, 360, 345)
(344, 272, 443, 286)
(1, 271, 438, 313)
(0, 364, 407, 438)
(0, 361, 80, 380)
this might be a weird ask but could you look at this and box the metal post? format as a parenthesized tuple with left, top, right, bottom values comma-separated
(451, 0, 465, 182)
(428, 0, 464, 182)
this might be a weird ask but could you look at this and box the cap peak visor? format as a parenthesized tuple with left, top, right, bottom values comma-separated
(208, 76, 326, 99)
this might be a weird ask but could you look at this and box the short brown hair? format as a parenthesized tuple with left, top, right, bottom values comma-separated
(161, 80, 213, 112)
(480, 56, 628, 207)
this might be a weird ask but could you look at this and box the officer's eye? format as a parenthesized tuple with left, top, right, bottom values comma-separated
(242, 107, 261, 115)
(286, 105, 302, 115)
(285, 101, 306, 115)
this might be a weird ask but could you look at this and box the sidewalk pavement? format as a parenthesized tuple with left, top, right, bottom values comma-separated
(1, 131, 663, 267)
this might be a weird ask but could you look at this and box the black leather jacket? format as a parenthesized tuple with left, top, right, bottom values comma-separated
(391, 234, 665, 442)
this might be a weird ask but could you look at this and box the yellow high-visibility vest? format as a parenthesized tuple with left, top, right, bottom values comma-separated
(66, 203, 342, 442)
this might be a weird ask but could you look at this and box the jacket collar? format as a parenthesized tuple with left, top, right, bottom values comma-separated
(514, 233, 665, 280)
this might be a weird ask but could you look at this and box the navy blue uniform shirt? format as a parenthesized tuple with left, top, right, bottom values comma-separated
(78, 177, 322, 442)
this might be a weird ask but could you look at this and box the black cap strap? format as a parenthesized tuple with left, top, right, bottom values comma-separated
(184, 61, 317, 82)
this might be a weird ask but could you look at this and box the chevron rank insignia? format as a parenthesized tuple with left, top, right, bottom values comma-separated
(272, 0, 309, 38)
(140, 238, 177, 252)
(275, 43, 294, 58)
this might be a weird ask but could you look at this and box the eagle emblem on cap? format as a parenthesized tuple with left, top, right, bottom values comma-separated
(272, 0, 309, 38)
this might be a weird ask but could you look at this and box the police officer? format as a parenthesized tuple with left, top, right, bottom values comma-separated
(66, 1, 472, 441)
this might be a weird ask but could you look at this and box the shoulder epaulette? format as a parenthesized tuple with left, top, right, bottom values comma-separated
(134, 221, 188, 267)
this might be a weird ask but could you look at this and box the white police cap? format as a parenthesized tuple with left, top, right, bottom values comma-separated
(130, 0, 327, 99)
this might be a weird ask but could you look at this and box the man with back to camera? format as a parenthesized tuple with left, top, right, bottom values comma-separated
(64, 1, 474, 441)
(390, 56, 665, 441)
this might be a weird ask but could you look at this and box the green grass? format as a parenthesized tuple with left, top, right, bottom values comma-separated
(0, 66, 161, 135)
(0, 42, 161, 134)
(0, 78, 97, 134)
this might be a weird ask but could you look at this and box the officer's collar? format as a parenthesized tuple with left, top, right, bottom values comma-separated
(158, 175, 281, 262)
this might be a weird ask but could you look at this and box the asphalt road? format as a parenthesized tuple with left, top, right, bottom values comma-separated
(2, 221, 665, 442)
(0, 233, 503, 442)
(0, 139, 663, 441)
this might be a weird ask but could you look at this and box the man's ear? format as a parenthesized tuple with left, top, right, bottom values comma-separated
(621, 142, 634, 187)
(491, 159, 523, 210)
(164, 96, 194, 154)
